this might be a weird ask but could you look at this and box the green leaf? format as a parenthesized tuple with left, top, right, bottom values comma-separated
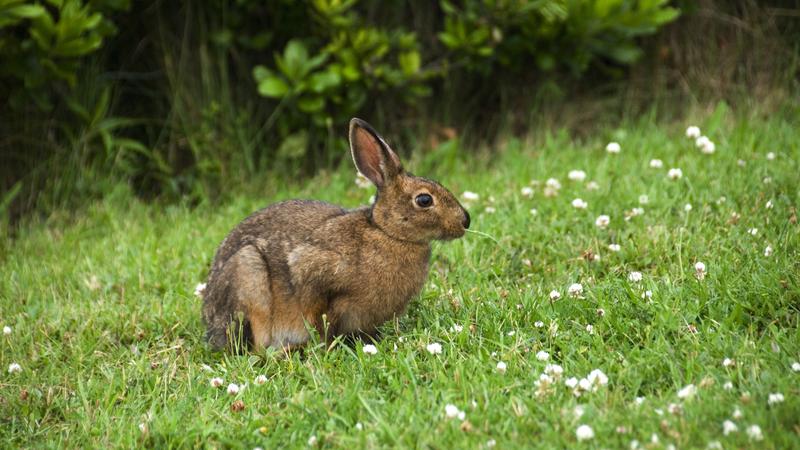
(297, 96, 325, 113)
(308, 70, 340, 93)
(398, 51, 421, 75)
(282, 39, 309, 79)
(257, 76, 290, 98)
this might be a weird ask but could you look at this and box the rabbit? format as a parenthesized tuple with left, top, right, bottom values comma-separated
(201, 118, 470, 351)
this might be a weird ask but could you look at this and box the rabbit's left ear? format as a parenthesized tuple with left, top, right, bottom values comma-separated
(349, 118, 403, 188)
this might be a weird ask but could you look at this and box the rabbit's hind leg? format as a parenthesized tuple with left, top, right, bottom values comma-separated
(226, 244, 275, 350)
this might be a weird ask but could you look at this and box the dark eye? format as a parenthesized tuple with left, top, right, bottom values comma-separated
(415, 193, 433, 208)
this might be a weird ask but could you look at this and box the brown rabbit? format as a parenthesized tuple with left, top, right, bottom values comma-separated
(201, 118, 470, 351)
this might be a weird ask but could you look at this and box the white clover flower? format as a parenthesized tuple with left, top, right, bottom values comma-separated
(792, 362, 800, 372)
(746, 425, 763, 441)
(426, 342, 443, 355)
(694, 262, 707, 280)
(227, 383, 240, 395)
(635, 396, 645, 406)
(701, 140, 716, 154)
(545, 364, 563, 378)
(684, 203, 692, 212)
(722, 358, 735, 368)
(748, 228, 758, 236)
(695, 135, 710, 148)
(549, 290, 561, 301)
(608, 243, 621, 252)
(568, 283, 583, 297)
(595, 215, 610, 229)
(578, 377, 592, 392)
(667, 403, 682, 415)
(642, 290, 653, 300)
(768, 393, 785, 405)
(686, 126, 701, 139)
(574, 405, 585, 419)
(732, 407, 743, 419)
(576, 424, 595, 441)
(521, 186, 534, 198)
(564, 377, 578, 388)
(507, 330, 515, 336)
(575, 425, 594, 441)
(630, 440, 640, 450)
(707, 441, 722, 450)
(763, 176, 772, 184)
(586, 324, 594, 334)
(486, 439, 497, 448)
(628, 271, 643, 283)
(606, 142, 621, 154)
(534, 321, 544, 328)
(255, 374, 268, 385)
(766, 152, 776, 160)
(530, 208, 538, 216)
(194, 283, 207, 298)
(3, 326, 10, 335)
(587, 369, 609, 387)
(586, 181, 600, 191)
(568, 170, 587, 182)
(444, 404, 465, 420)
(8, 363, 21, 374)
(536, 351, 550, 361)
(677, 384, 696, 399)
(355, 173, 372, 189)
(723, 381, 734, 390)
(545, 178, 562, 190)
(362, 344, 378, 355)
(355, 422, 363, 431)
(649, 159, 664, 168)
(571, 198, 588, 209)
(765, 200, 773, 209)
(308, 435, 318, 446)
(462, 191, 480, 201)
(450, 324, 463, 333)
(496, 361, 507, 374)
(484, 206, 496, 214)
(667, 168, 683, 180)
(722, 420, 738, 435)
(638, 194, 649, 205)
(210, 377, 224, 388)
(138, 423, 148, 434)
(738, 159, 746, 166)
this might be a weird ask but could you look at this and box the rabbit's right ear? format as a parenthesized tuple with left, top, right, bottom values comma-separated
(349, 118, 403, 188)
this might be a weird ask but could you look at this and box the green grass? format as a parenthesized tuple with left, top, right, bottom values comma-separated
(2, 105, 799, 448)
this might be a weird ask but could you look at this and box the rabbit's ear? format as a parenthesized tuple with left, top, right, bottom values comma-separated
(349, 118, 403, 188)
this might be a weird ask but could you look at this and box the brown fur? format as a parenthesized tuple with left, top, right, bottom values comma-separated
(202, 118, 470, 351)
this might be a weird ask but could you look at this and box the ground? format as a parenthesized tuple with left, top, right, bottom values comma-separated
(1, 105, 798, 448)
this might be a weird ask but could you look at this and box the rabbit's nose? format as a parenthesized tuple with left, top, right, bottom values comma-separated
(462, 210, 471, 229)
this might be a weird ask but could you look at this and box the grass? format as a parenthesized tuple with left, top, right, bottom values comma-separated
(1, 104, 799, 448)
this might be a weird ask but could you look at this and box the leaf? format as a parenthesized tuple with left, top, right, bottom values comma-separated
(308, 70, 340, 93)
(398, 51, 421, 75)
(257, 76, 290, 98)
(297, 96, 325, 113)
(282, 39, 309, 79)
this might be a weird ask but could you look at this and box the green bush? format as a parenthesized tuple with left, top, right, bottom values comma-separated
(438, 0, 679, 74)
(0, 0, 129, 109)
(1, 0, 688, 221)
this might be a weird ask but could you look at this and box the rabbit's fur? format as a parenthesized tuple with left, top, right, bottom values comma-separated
(202, 118, 470, 351)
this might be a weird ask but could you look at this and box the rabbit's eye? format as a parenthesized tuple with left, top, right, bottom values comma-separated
(415, 193, 433, 208)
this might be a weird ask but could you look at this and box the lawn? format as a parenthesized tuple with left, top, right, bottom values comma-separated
(1, 105, 799, 448)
